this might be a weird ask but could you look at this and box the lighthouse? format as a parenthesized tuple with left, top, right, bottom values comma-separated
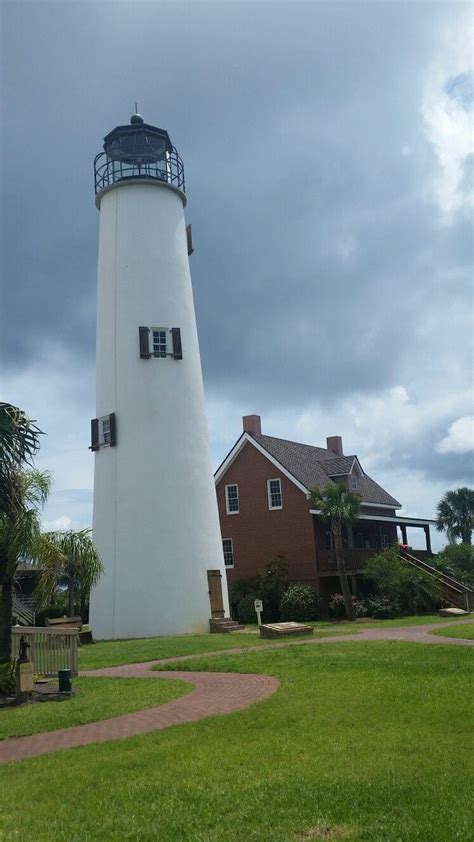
(89, 114, 230, 639)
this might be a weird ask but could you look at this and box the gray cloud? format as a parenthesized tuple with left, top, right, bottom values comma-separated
(1, 1, 472, 529)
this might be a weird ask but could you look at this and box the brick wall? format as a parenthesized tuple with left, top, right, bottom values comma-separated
(216, 441, 318, 587)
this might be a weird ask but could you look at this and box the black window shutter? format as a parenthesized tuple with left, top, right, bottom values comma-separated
(90, 418, 99, 451)
(171, 328, 182, 360)
(139, 326, 150, 358)
(109, 412, 117, 447)
(186, 224, 194, 256)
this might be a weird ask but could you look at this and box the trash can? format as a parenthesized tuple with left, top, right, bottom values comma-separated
(58, 669, 72, 693)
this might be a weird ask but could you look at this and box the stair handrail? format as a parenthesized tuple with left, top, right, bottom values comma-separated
(398, 550, 473, 594)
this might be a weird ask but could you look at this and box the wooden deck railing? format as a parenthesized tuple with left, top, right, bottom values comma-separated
(12, 627, 79, 676)
(317, 548, 433, 575)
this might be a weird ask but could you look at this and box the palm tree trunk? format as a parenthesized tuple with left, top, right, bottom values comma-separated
(462, 526, 472, 545)
(68, 572, 76, 617)
(332, 525, 356, 621)
(0, 581, 13, 663)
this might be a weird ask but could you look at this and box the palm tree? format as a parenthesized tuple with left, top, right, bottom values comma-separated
(436, 487, 474, 545)
(0, 470, 52, 663)
(35, 529, 104, 619)
(0, 403, 42, 516)
(309, 483, 361, 621)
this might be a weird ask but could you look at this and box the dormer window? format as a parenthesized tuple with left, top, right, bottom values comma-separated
(350, 476, 358, 490)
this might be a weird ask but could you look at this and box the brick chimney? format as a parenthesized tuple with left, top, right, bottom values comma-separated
(326, 435, 343, 456)
(243, 415, 262, 436)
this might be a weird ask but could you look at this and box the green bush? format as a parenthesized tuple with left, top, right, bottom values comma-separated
(279, 585, 319, 622)
(365, 596, 401, 619)
(365, 548, 439, 614)
(434, 544, 474, 587)
(228, 578, 259, 621)
(237, 594, 260, 625)
(0, 661, 15, 697)
(329, 593, 367, 619)
(35, 603, 68, 627)
(257, 556, 289, 622)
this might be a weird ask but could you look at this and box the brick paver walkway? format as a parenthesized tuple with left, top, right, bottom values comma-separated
(0, 668, 279, 765)
(1, 619, 472, 765)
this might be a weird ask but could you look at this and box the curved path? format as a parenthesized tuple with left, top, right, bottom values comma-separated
(1, 620, 472, 764)
(0, 668, 279, 765)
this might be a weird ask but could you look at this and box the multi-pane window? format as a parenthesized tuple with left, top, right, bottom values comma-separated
(267, 478, 282, 509)
(152, 329, 168, 357)
(222, 538, 234, 567)
(350, 476, 358, 490)
(139, 326, 182, 360)
(225, 484, 239, 514)
(101, 416, 111, 445)
(91, 412, 116, 451)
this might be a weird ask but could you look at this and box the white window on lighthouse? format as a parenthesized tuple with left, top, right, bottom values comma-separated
(139, 326, 182, 360)
(100, 416, 111, 445)
(152, 329, 168, 357)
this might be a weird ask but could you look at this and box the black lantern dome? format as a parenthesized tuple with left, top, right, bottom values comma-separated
(94, 114, 185, 196)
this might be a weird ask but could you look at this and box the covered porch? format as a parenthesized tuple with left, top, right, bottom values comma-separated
(311, 511, 436, 576)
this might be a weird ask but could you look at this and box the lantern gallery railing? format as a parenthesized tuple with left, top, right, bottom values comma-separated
(94, 147, 185, 195)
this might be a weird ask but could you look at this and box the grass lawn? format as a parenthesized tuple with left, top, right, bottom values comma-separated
(1, 640, 472, 841)
(0, 677, 188, 741)
(79, 615, 468, 671)
(430, 621, 474, 640)
(79, 628, 354, 670)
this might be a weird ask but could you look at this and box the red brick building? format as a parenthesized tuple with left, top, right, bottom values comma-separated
(215, 415, 434, 614)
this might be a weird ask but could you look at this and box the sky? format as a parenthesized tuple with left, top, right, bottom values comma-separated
(1, 0, 473, 550)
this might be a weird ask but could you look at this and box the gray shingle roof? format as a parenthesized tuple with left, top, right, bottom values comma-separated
(252, 434, 400, 507)
(321, 456, 357, 476)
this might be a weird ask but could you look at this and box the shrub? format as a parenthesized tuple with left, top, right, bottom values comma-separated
(279, 585, 319, 622)
(364, 548, 439, 614)
(257, 555, 289, 622)
(365, 596, 401, 619)
(0, 661, 15, 697)
(228, 578, 259, 621)
(434, 544, 474, 587)
(35, 602, 68, 627)
(329, 593, 367, 619)
(237, 594, 260, 625)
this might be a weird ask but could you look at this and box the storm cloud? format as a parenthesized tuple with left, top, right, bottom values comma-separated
(1, 1, 472, 545)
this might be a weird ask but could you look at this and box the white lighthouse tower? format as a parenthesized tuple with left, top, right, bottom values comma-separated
(89, 114, 230, 639)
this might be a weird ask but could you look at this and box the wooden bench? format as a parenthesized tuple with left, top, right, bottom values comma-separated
(45, 616, 82, 630)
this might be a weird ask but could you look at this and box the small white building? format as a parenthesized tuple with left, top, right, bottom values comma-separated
(89, 114, 230, 639)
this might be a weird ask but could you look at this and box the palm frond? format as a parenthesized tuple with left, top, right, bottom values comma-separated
(0, 403, 42, 468)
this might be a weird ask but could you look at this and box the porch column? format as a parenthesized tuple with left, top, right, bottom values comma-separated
(424, 525, 432, 555)
(400, 524, 408, 544)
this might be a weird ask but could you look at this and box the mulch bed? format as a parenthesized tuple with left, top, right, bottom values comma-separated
(0, 681, 76, 708)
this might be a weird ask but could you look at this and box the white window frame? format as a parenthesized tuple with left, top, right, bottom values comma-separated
(222, 538, 234, 568)
(99, 415, 111, 446)
(267, 478, 282, 510)
(151, 327, 169, 358)
(225, 484, 239, 515)
(350, 476, 358, 490)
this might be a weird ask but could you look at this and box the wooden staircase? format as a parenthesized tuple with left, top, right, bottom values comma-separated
(12, 593, 35, 626)
(209, 617, 245, 633)
(398, 550, 473, 611)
